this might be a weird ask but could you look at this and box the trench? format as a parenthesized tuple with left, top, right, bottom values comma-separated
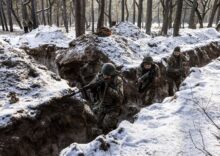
(0, 41, 219, 156)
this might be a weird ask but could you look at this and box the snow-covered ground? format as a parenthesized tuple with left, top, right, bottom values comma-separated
(60, 58, 220, 156)
(0, 25, 74, 48)
(0, 39, 72, 128)
(56, 22, 220, 70)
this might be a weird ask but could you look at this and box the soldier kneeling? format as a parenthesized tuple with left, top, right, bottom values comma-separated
(89, 63, 124, 133)
(137, 56, 161, 105)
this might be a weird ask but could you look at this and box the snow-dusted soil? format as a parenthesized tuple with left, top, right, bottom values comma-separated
(57, 22, 220, 70)
(0, 39, 71, 128)
(61, 58, 220, 156)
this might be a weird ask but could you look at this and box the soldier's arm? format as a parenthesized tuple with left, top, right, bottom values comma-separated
(167, 57, 177, 72)
(108, 77, 124, 100)
(136, 66, 142, 79)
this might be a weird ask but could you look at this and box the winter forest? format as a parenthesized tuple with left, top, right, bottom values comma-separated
(0, 0, 220, 156)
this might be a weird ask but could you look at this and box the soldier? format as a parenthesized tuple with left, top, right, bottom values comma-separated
(167, 46, 189, 96)
(89, 63, 124, 133)
(137, 56, 161, 105)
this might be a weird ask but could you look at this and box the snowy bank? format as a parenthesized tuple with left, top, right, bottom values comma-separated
(0, 25, 72, 48)
(57, 23, 220, 70)
(0, 39, 71, 128)
(61, 58, 220, 156)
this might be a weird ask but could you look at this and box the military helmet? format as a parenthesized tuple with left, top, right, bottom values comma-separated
(101, 63, 116, 76)
(143, 56, 153, 64)
(174, 46, 180, 52)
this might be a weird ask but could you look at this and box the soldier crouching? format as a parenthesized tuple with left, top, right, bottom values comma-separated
(89, 63, 124, 133)
(136, 56, 161, 105)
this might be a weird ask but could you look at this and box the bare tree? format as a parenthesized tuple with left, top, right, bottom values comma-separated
(186, 0, 212, 28)
(0, 0, 8, 31)
(6, 0, 13, 32)
(41, 0, 46, 25)
(125, 0, 129, 21)
(216, 6, 220, 24)
(91, 0, 95, 32)
(161, 0, 169, 35)
(97, 0, 105, 29)
(61, 0, 68, 33)
(74, 0, 85, 37)
(31, 0, 38, 29)
(173, 0, 183, 36)
(188, 0, 197, 29)
(137, 0, 143, 28)
(146, 0, 152, 34)
(121, 0, 125, 21)
(133, 0, 136, 24)
(208, 0, 220, 27)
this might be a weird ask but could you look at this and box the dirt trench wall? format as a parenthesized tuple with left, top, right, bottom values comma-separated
(0, 97, 96, 156)
(22, 44, 66, 74)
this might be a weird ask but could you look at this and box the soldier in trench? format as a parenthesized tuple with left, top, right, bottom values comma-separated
(136, 56, 161, 105)
(88, 63, 124, 133)
(167, 46, 189, 96)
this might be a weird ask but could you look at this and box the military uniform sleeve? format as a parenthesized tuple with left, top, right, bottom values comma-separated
(107, 77, 124, 102)
(167, 56, 176, 72)
(136, 66, 142, 79)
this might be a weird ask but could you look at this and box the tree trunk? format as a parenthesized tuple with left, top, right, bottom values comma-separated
(133, 0, 136, 24)
(31, 0, 38, 29)
(161, 0, 169, 35)
(97, 0, 105, 29)
(6, 0, 13, 32)
(41, 0, 46, 25)
(137, 0, 143, 28)
(188, 0, 197, 29)
(121, 0, 125, 21)
(11, 7, 22, 29)
(125, 0, 129, 21)
(146, 0, 152, 34)
(91, 0, 95, 32)
(0, 4, 5, 31)
(158, 4, 160, 27)
(173, 0, 183, 36)
(182, 7, 187, 28)
(0, 0, 8, 31)
(208, 0, 220, 27)
(109, 0, 112, 27)
(216, 6, 220, 24)
(56, 1, 60, 26)
(62, 0, 68, 33)
(168, 0, 173, 29)
(74, 0, 85, 37)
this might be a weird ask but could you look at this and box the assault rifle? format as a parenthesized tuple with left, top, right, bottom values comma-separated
(138, 70, 156, 93)
(65, 78, 105, 98)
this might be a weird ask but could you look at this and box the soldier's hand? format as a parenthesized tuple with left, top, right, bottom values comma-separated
(138, 78, 143, 83)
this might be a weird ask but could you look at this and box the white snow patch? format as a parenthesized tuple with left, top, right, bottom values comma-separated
(0, 42, 72, 128)
(61, 58, 220, 156)
(0, 25, 73, 48)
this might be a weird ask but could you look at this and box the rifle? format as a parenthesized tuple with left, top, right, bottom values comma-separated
(65, 78, 105, 98)
(138, 70, 156, 93)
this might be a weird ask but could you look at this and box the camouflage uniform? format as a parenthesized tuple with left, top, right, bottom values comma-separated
(90, 72, 123, 133)
(136, 63, 161, 105)
(167, 52, 189, 95)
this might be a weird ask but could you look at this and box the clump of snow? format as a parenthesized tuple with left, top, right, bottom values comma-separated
(0, 44, 71, 128)
(0, 25, 72, 48)
(61, 58, 220, 156)
(111, 22, 150, 40)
